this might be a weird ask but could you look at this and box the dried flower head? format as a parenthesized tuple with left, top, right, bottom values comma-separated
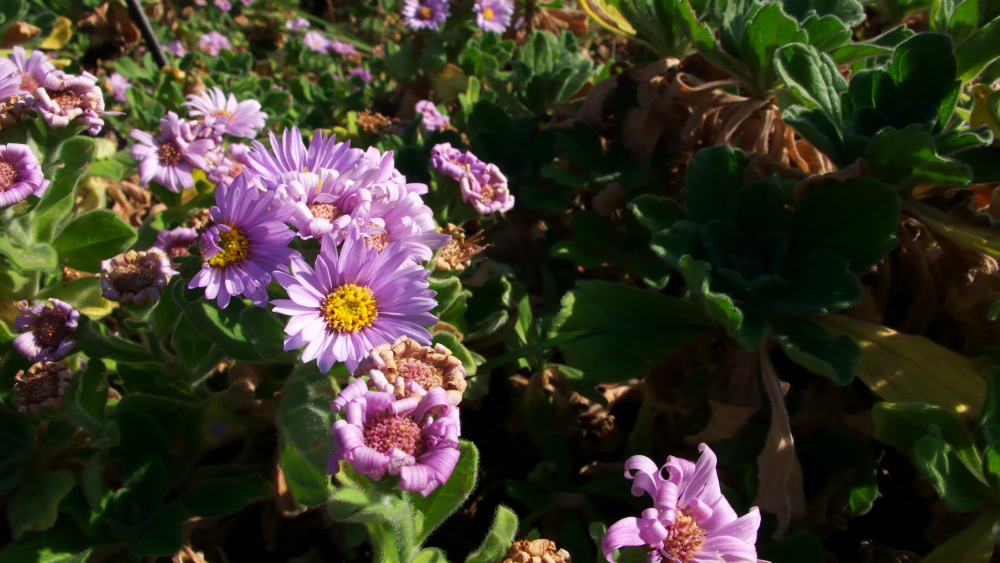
(504, 539, 572, 563)
(354, 335, 468, 405)
(13, 361, 72, 413)
(357, 109, 403, 136)
(13, 299, 78, 362)
(435, 223, 487, 272)
(100, 250, 173, 305)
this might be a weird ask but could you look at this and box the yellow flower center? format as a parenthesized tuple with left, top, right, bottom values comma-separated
(208, 227, 248, 268)
(321, 284, 377, 332)
(660, 508, 706, 563)
(212, 108, 235, 120)
(483, 7, 494, 20)
(418, 5, 432, 19)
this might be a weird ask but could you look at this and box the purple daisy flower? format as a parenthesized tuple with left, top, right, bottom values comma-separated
(329, 39, 357, 57)
(473, 0, 514, 33)
(285, 16, 310, 29)
(107, 72, 131, 103)
(34, 71, 111, 135)
(329, 384, 460, 496)
(198, 32, 232, 56)
(271, 227, 438, 373)
(401, 0, 450, 31)
(348, 68, 372, 84)
(0, 143, 48, 207)
(273, 169, 372, 241)
(414, 100, 450, 132)
(245, 126, 363, 186)
(13, 299, 79, 363)
(602, 444, 763, 563)
(360, 192, 451, 263)
(214, 0, 232, 10)
(129, 111, 217, 193)
(460, 163, 514, 214)
(189, 174, 297, 309)
(184, 87, 267, 138)
(151, 226, 199, 258)
(0, 46, 59, 97)
(304, 31, 330, 53)
(167, 40, 188, 57)
(429, 143, 485, 181)
(206, 143, 251, 188)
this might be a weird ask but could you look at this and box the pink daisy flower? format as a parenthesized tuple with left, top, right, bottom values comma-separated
(129, 111, 217, 193)
(184, 87, 266, 138)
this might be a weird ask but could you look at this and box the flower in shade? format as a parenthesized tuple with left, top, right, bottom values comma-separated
(329, 39, 357, 57)
(198, 32, 232, 56)
(429, 143, 484, 181)
(33, 71, 111, 135)
(271, 228, 438, 373)
(414, 100, 449, 132)
(474, 0, 514, 33)
(184, 87, 267, 138)
(189, 174, 297, 309)
(107, 72, 132, 103)
(348, 68, 372, 84)
(151, 226, 199, 258)
(602, 444, 762, 563)
(304, 31, 330, 53)
(401, 0, 450, 31)
(285, 16, 310, 29)
(214, 0, 232, 10)
(460, 163, 514, 214)
(329, 385, 460, 496)
(129, 111, 216, 193)
(354, 335, 468, 405)
(13, 362, 72, 414)
(99, 250, 173, 305)
(167, 40, 188, 57)
(0, 143, 48, 207)
(13, 299, 79, 363)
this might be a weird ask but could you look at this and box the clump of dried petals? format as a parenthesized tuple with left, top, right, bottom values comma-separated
(354, 335, 467, 405)
(356, 109, 404, 136)
(13, 361, 71, 413)
(435, 223, 486, 272)
(504, 539, 572, 563)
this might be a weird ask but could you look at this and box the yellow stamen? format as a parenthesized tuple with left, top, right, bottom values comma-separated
(208, 227, 248, 268)
(418, 5, 432, 18)
(321, 284, 377, 332)
(483, 7, 494, 20)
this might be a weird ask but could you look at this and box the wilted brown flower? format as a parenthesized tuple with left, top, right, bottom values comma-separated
(99, 250, 172, 305)
(503, 539, 572, 563)
(354, 335, 468, 405)
(13, 361, 71, 413)
(435, 223, 487, 272)
(1, 22, 41, 48)
(356, 109, 404, 136)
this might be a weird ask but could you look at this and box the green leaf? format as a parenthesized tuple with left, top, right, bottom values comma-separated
(466, 506, 519, 563)
(51, 210, 137, 272)
(846, 467, 878, 516)
(864, 126, 971, 187)
(408, 440, 479, 544)
(923, 508, 1000, 563)
(628, 194, 688, 233)
(33, 137, 97, 239)
(171, 283, 264, 361)
(782, 0, 865, 25)
(0, 527, 93, 563)
(682, 146, 748, 223)
(774, 43, 846, 129)
(7, 470, 75, 539)
(38, 277, 112, 319)
(0, 239, 57, 272)
(276, 363, 339, 509)
(790, 177, 900, 271)
(0, 410, 37, 496)
(413, 548, 450, 563)
(888, 32, 960, 126)
(770, 314, 859, 384)
(126, 502, 186, 556)
(550, 280, 714, 381)
(955, 15, 1000, 82)
(239, 306, 287, 360)
(823, 315, 986, 419)
(740, 4, 808, 93)
(179, 474, 272, 517)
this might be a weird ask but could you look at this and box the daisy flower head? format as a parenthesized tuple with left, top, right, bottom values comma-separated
(0, 46, 58, 97)
(271, 227, 438, 373)
(151, 226, 199, 258)
(429, 143, 485, 181)
(206, 143, 251, 188)
(129, 111, 217, 193)
(13, 299, 79, 363)
(329, 384, 461, 496)
(359, 192, 451, 264)
(188, 174, 297, 308)
(329, 39, 357, 57)
(184, 87, 266, 138)
(304, 31, 330, 53)
(106, 72, 132, 103)
(0, 143, 48, 207)
(13, 361, 72, 414)
(459, 162, 514, 214)
(474, 0, 514, 33)
(273, 168, 372, 241)
(34, 71, 111, 135)
(198, 32, 232, 56)
(99, 250, 173, 306)
(167, 40, 188, 57)
(285, 16, 310, 29)
(414, 100, 449, 132)
(401, 0, 450, 31)
(245, 126, 363, 186)
(354, 335, 468, 405)
(602, 444, 762, 563)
